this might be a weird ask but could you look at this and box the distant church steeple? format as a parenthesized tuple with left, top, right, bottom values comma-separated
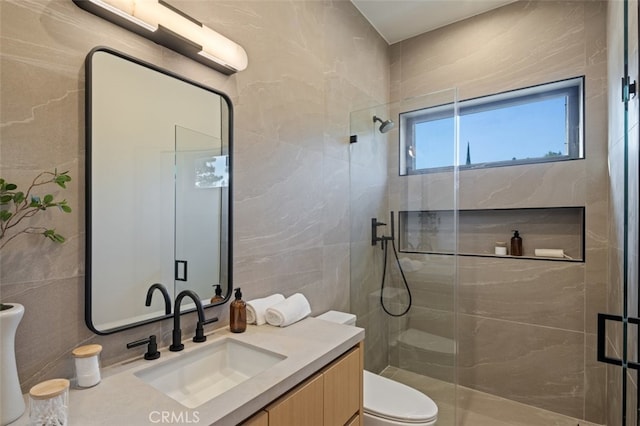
(465, 141, 471, 165)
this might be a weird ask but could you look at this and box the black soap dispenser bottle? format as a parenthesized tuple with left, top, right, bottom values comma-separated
(511, 230, 523, 256)
(230, 288, 247, 333)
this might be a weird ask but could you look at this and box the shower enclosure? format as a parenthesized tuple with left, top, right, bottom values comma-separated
(349, 43, 636, 424)
(348, 1, 639, 425)
(349, 89, 459, 423)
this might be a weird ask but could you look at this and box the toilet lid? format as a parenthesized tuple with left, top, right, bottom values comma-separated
(363, 371, 438, 423)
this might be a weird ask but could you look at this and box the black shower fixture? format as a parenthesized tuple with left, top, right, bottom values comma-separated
(373, 115, 395, 133)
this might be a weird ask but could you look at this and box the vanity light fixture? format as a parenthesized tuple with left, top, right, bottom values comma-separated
(73, 0, 248, 75)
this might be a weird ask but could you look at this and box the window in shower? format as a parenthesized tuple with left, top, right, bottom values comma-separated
(399, 76, 584, 175)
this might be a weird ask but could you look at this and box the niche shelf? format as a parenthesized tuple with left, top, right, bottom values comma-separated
(398, 207, 585, 262)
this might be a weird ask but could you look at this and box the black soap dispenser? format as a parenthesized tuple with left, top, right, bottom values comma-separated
(230, 288, 247, 333)
(511, 230, 523, 256)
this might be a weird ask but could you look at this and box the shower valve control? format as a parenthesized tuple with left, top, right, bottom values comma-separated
(371, 218, 392, 247)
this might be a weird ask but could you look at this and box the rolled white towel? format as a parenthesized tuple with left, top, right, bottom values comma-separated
(534, 248, 566, 258)
(265, 293, 311, 327)
(246, 294, 285, 325)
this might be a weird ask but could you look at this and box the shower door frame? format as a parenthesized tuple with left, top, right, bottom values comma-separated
(597, 0, 640, 424)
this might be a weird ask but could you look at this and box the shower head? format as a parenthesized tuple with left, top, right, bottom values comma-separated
(373, 115, 395, 133)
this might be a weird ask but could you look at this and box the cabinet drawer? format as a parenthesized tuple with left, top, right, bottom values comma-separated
(267, 374, 324, 426)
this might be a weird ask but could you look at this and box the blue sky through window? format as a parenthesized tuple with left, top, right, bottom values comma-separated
(414, 96, 568, 169)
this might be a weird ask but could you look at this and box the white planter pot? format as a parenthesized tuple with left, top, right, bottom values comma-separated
(1, 303, 26, 425)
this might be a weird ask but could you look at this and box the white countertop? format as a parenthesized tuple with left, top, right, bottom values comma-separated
(13, 318, 364, 425)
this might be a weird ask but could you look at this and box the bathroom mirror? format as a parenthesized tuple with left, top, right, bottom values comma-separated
(85, 47, 232, 334)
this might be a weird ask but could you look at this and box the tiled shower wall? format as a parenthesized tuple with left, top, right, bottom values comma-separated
(385, 1, 608, 423)
(0, 0, 389, 391)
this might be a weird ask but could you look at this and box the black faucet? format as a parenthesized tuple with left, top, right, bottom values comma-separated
(145, 283, 172, 315)
(127, 335, 161, 360)
(170, 290, 218, 352)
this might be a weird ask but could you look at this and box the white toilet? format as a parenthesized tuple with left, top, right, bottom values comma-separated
(317, 311, 438, 426)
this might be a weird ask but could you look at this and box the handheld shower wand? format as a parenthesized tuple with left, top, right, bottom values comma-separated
(371, 212, 412, 316)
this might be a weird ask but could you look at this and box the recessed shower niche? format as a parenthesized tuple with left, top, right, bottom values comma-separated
(398, 207, 585, 262)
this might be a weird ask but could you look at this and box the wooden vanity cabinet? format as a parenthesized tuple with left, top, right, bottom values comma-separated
(242, 343, 363, 426)
(322, 344, 361, 425)
(243, 411, 268, 426)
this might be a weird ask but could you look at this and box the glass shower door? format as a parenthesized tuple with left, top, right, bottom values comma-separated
(349, 88, 458, 425)
(598, 0, 639, 424)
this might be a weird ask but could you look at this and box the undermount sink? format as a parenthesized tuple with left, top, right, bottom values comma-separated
(134, 338, 286, 408)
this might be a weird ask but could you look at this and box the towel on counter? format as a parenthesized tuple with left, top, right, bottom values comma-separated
(265, 293, 311, 327)
(246, 294, 285, 325)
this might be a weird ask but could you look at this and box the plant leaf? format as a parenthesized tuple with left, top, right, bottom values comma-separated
(42, 229, 65, 243)
(0, 170, 73, 250)
(54, 174, 71, 188)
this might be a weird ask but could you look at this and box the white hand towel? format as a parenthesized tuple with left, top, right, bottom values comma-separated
(246, 294, 285, 325)
(265, 293, 311, 327)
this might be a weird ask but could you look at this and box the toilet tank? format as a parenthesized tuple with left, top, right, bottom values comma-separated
(316, 310, 357, 326)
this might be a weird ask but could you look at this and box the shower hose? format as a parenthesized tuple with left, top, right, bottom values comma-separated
(380, 236, 412, 317)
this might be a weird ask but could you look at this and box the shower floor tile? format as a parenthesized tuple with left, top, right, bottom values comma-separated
(379, 366, 603, 426)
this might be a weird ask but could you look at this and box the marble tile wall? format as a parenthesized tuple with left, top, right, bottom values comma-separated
(0, 0, 389, 391)
(386, 1, 608, 423)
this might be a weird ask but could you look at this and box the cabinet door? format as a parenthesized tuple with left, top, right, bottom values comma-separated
(345, 415, 360, 426)
(323, 346, 361, 425)
(268, 374, 324, 426)
(242, 410, 268, 426)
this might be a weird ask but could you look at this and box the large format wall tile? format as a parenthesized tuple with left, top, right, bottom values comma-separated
(585, 333, 606, 424)
(457, 314, 584, 419)
(457, 257, 585, 331)
(396, 1, 586, 103)
(402, 254, 455, 313)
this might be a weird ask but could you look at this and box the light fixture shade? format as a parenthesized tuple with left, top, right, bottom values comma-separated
(73, 0, 248, 75)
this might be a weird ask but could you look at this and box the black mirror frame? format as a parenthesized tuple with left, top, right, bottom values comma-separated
(84, 46, 233, 335)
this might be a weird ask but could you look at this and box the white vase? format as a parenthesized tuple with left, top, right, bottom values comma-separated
(1, 303, 26, 425)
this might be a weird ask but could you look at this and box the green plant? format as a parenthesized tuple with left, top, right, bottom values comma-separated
(0, 170, 72, 250)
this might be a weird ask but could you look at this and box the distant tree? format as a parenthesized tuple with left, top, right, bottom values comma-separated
(544, 150, 563, 157)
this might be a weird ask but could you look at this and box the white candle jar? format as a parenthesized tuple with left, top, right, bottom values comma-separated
(72, 344, 102, 388)
(495, 241, 508, 255)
